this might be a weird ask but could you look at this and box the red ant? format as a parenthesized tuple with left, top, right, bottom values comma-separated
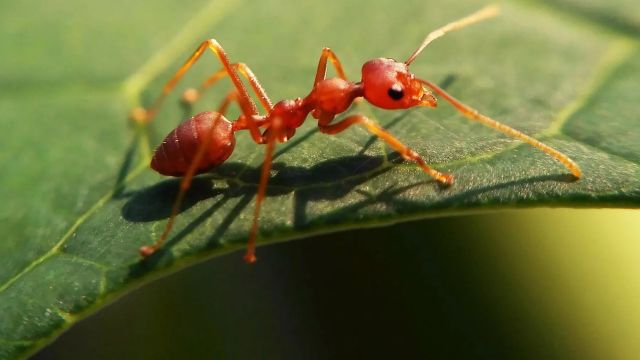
(131, 5, 581, 263)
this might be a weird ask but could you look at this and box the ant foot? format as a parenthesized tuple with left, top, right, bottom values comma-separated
(570, 168, 582, 180)
(438, 173, 455, 187)
(130, 107, 150, 123)
(181, 88, 200, 104)
(243, 252, 257, 264)
(139, 245, 157, 258)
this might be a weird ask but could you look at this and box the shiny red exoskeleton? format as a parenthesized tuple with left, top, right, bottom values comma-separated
(150, 112, 236, 176)
(131, 5, 581, 263)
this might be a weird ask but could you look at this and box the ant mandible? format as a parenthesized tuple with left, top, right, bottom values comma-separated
(131, 5, 582, 263)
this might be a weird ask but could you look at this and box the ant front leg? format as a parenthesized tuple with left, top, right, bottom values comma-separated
(183, 62, 274, 113)
(318, 114, 454, 185)
(131, 39, 260, 123)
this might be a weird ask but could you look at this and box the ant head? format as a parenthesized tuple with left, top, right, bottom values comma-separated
(360, 58, 436, 110)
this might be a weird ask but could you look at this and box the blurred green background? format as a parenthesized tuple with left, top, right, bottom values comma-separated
(34, 209, 640, 359)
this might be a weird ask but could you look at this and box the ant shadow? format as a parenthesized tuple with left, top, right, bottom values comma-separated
(122, 152, 402, 242)
(122, 152, 416, 275)
(122, 150, 575, 274)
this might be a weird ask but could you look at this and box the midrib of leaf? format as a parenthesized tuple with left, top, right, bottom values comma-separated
(0, 161, 148, 296)
(122, 0, 241, 107)
(1, 0, 638, 330)
(517, 0, 640, 38)
(0, 341, 30, 347)
(542, 38, 637, 137)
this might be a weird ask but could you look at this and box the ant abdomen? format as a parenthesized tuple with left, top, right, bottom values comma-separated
(150, 111, 236, 177)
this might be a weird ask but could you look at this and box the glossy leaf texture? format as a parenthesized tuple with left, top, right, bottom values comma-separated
(1, 0, 639, 358)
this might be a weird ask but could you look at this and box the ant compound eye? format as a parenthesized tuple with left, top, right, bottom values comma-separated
(387, 84, 404, 100)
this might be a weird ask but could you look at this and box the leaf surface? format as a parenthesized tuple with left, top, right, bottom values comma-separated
(1, 0, 639, 358)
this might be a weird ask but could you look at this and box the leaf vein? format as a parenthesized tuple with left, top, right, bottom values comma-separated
(122, 0, 242, 107)
(0, 163, 148, 296)
(543, 39, 637, 136)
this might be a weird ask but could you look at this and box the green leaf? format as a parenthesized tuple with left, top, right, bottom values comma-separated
(1, 0, 639, 358)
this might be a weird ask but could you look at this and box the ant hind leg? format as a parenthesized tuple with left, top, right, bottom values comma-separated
(243, 116, 282, 263)
(131, 39, 261, 123)
(140, 91, 250, 258)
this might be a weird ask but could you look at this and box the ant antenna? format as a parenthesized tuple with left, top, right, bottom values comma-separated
(405, 5, 500, 66)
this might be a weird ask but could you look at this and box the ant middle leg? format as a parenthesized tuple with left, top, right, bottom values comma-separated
(318, 114, 454, 185)
(243, 116, 281, 264)
(313, 47, 349, 86)
(131, 39, 261, 123)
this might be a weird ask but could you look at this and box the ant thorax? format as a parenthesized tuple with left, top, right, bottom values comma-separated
(308, 78, 363, 116)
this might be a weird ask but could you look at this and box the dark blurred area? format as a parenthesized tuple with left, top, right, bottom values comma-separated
(33, 209, 640, 359)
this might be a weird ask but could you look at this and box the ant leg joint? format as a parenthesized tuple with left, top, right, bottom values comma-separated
(404, 149, 420, 160)
(206, 38, 222, 48)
